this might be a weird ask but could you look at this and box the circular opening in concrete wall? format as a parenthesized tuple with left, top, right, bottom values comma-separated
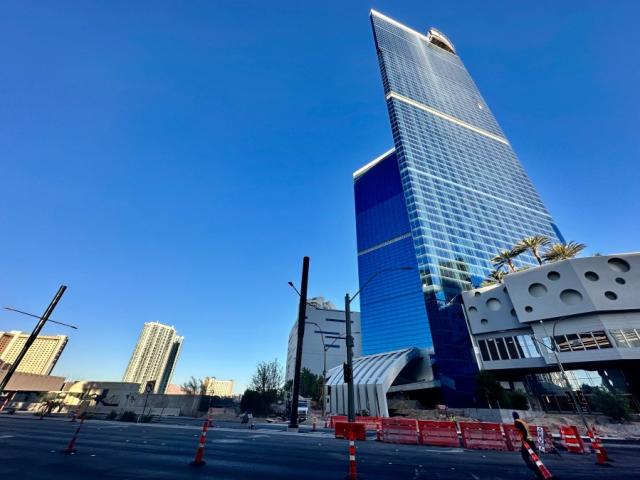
(584, 271, 599, 281)
(547, 271, 560, 281)
(486, 298, 501, 311)
(604, 291, 618, 300)
(615, 277, 626, 285)
(480, 319, 488, 325)
(510, 308, 517, 317)
(525, 306, 533, 313)
(560, 289, 583, 305)
(608, 258, 631, 273)
(468, 306, 478, 313)
(474, 292, 481, 297)
(528, 283, 548, 297)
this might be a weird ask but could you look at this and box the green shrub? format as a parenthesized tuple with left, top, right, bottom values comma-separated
(505, 390, 529, 410)
(139, 414, 153, 423)
(106, 410, 118, 420)
(118, 410, 137, 422)
(590, 387, 631, 421)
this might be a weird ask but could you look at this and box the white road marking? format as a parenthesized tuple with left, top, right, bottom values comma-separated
(0, 435, 14, 439)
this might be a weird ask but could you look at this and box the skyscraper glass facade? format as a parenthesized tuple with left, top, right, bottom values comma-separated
(354, 11, 564, 404)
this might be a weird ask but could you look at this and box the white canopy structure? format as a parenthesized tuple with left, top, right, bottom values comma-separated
(325, 348, 437, 417)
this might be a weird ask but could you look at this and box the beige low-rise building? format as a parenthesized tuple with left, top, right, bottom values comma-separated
(203, 377, 234, 397)
(0, 331, 68, 375)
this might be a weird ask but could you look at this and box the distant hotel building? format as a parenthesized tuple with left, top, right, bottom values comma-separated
(123, 322, 183, 394)
(203, 377, 234, 397)
(286, 297, 361, 381)
(0, 331, 67, 375)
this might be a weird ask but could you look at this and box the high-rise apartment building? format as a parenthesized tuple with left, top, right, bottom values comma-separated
(122, 322, 183, 394)
(203, 377, 234, 397)
(0, 331, 68, 375)
(354, 11, 564, 403)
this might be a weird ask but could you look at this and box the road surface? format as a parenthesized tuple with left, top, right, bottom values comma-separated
(1, 415, 638, 479)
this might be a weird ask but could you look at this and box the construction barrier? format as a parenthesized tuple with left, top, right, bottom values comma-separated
(329, 415, 347, 428)
(503, 424, 554, 453)
(207, 408, 214, 428)
(380, 417, 418, 445)
(355, 416, 382, 431)
(335, 422, 366, 441)
(559, 425, 584, 454)
(459, 422, 508, 451)
(417, 420, 460, 447)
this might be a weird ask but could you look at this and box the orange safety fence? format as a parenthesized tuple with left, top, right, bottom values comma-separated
(459, 422, 508, 451)
(329, 415, 348, 428)
(355, 416, 382, 431)
(417, 420, 460, 447)
(335, 421, 366, 441)
(380, 417, 419, 445)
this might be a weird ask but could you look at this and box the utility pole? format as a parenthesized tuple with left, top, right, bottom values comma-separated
(0, 285, 67, 395)
(344, 293, 355, 422)
(288, 256, 309, 431)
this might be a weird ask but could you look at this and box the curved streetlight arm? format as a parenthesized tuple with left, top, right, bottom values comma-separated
(349, 267, 413, 303)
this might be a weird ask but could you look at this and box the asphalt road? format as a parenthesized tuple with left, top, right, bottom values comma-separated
(1, 416, 638, 479)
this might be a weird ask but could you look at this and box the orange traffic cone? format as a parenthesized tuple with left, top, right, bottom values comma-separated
(190, 420, 209, 467)
(523, 440, 554, 479)
(588, 428, 611, 467)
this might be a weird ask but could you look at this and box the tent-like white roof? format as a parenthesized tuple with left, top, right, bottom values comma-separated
(325, 348, 435, 417)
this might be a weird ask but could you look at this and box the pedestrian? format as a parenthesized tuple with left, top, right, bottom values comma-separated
(513, 411, 544, 480)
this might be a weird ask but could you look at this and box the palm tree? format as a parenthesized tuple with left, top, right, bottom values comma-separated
(491, 246, 525, 272)
(543, 241, 586, 263)
(481, 269, 507, 287)
(182, 376, 207, 396)
(516, 235, 551, 265)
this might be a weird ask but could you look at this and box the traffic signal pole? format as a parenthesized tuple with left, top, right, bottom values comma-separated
(288, 256, 309, 431)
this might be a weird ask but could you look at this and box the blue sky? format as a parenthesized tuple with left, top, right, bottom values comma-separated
(1, 1, 638, 392)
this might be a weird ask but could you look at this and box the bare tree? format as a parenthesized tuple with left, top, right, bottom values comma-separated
(250, 359, 283, 394)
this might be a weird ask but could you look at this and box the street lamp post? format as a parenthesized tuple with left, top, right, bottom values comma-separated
(343, 267, 413, 423)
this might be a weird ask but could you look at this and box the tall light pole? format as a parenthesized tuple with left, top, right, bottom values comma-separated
(288, 257, 310, 431)
(344, 267, 413, 422)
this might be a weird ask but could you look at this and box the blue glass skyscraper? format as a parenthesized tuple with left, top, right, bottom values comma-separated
(355, 11, 564, 404)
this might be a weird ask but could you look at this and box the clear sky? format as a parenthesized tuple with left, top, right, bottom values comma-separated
(1, 1, 638, 393)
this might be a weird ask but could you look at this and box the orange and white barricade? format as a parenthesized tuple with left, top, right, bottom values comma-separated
(380, 417, 418, 445)
(459, 422, 508, 451)
(418, 420, 460, 447)
(559, 425, 584, 454)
